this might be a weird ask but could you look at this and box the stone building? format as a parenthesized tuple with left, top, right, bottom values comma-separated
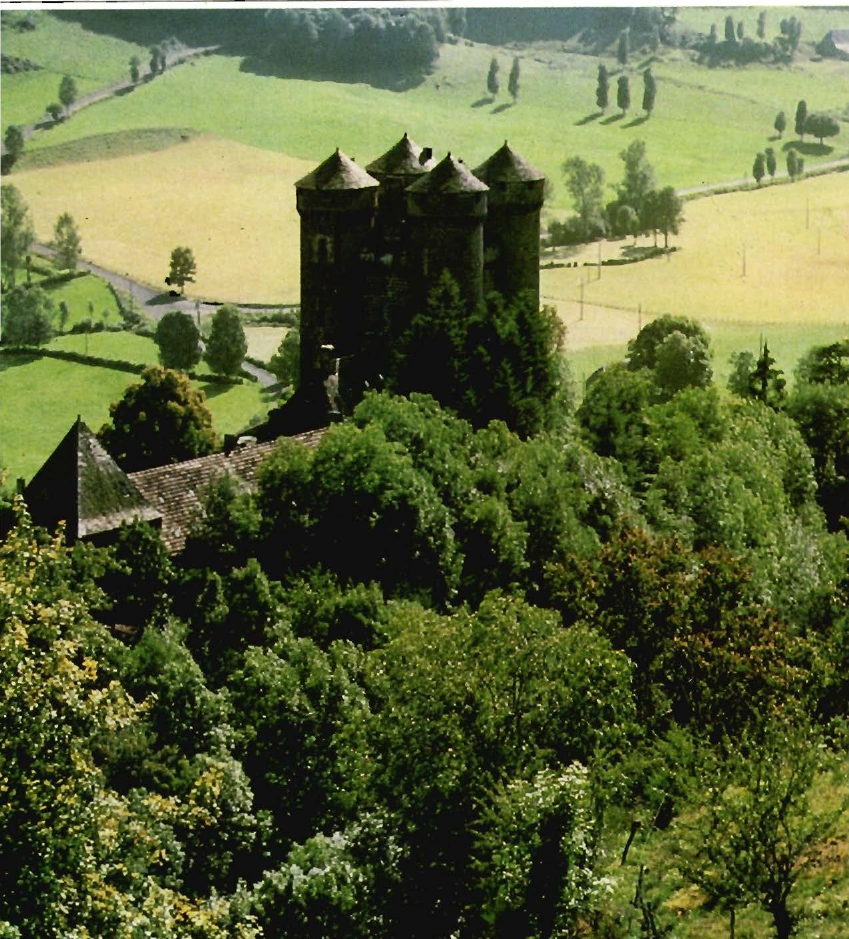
(280, 134, 545, 431)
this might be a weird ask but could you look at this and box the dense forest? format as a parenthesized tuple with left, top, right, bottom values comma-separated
(2, 301, 847, 937)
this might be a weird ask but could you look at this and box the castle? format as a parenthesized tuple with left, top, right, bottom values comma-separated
(283, 134, 546, 427)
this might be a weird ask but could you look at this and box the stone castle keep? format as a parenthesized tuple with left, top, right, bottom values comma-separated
(289, 134, 545, 422)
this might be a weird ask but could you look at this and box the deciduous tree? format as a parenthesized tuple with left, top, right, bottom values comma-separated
(268, 327, 300, 387)
(58, 74, 77, 114)
(167, 245, 196, 295)
(652, 185, 684, 247)
(1, 183, 34, 289)
(1, 285, 54, 345)
(803, 112, 840, 146)
(617, 139, 655, 217)
(52, 211, 82, 270)
(561, 155, 606, 240)
(204, 303, 247, 376)
(155, 309, 202, 371)
(3, 124, 24, 171)
(97, 365, 217, 471)
(753, 151, 766, 185)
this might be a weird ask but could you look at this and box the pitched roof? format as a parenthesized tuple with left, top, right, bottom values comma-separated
(128, 428, 326, 554)
(366, 133, 435, 178)
(473, 141, 544, 183)
(295, 148, 379, 191)
(407, 152, 489, 194)
(24, 417, 161, 540)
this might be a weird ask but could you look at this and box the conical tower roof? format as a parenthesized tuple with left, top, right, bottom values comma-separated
(295, 148, 379, 191)
(24, 417, 161, 540)
(407, 152, 489, 194)
(473, 141, 544, 183)
(366, 132, 435, 179)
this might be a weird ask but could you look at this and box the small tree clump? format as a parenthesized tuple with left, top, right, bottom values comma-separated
(154, 310, 202, 372)
(58, 74, 78, 115)
(204, 304, 248, 376)
(52, 212, 82, 270)
(167, 245, 196, 295)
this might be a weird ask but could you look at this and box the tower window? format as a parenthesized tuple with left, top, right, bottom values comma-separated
(313, 235, 333, 264)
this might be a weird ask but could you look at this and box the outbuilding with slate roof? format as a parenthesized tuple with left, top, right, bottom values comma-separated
(23, 417, 161, 545)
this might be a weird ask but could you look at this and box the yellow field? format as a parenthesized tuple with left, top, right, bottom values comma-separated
(244, 326, 287, 363)
(543, 173, 849, 350)
(13, 136, 312, 304)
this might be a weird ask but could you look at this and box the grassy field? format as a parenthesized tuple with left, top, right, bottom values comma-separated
(244, 326, 286, 363)
(11, 39, 849, 200)
(0, 349, 277, 483)
(47, 273, 123, 328)
(1, 9, 148, 128)
(12, 137, 309, 304)
(48, 330, 156, 362)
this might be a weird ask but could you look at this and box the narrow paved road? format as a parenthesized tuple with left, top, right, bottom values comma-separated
(676, 156, 849, 197)
(33, 243, 283, 388)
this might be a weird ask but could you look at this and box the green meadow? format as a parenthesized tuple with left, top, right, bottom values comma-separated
(13, 40, 848, 203)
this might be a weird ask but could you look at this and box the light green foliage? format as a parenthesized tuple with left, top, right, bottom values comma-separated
(673, 717, 847, 939)
(58, 73, 77, 112)
(1, 184, 34, 289)
(3, 124, 24, 160)
(97, 365, 217, 471)
(474, 765, 603, 938)
(654, 329, 713, 397)
(618, 139, 655, 218)
(561, 155, 606, 240)
(204, 304, 247, 376)
(51, 210, 82, 270)
(267, 326, 300, 386)
(1, 284, 54, 345)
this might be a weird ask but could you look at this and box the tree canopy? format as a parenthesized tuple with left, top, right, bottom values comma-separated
(0, 183, 34, 290)
(154, 309, 202, 371)
(204, 303, 247, 376)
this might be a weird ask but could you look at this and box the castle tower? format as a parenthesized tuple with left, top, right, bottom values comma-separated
(366, 132, 434, 250)
(295, 148, 379, 391)
(406, 152, 489, 311)
(473, 141, 545, 304)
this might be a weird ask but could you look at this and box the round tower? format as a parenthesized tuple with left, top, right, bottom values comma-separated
(406, 152, 489, 311)
(295, 149, 379, 390)
(366, 132, 434, 249)
(473, 141, 545, 305)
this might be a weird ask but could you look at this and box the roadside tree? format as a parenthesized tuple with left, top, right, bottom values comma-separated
(786, 149, 799, 180)
(1, 183, 34, 289)
(803, 113, 840, 146)
(46, 102, 63, 123)
(58, 74, 78, 115)
(167, 245, 196, 295)
(268, 327, 301, 387)
(618, 139, 655, 218)
(129, 55, 141, 84)
(204, 303, 247, 376)
(52, 212, 82, 270)
(98, 365, 217, 471)
(617, 204, 639, 243)
(1, 285, 54, 345)
(753, 152, 766, 185)
(652, 186, 684, 247)
(765, 147, 777, 180)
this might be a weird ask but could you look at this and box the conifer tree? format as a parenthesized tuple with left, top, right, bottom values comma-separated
(508, 57, 520, 103)
(617, 30, 629, 65)
(752, 152, 766, 186)
(617, 75, 630, 116)
(596, 63, 609, 112)
(642, 68, 656, 117)
(765, 147, 777, 180)
(774, 111, 786, 138)
(794, 100, 807, 138)
(487, 57, 500, 98)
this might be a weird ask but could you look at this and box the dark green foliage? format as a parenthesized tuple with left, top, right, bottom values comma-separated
(774, 110, 786, 138)
(154, 309, 201, 371)
(642, 68, 656, 116)
(46, 102, 62, 123)
(182, 471, 262, 572)
(167, 245, 196, 295)
(1, 184, 34, 289)
(803, 112, 840, 145)
(757, 10, 767, 39)
(617, 139, 655, 219)
(788, 381, 849, 531)
(765, 146, 777, 178)
(617, 29, 629, 65)
(725, 15, 735, 42)
(786, 147, 799, 180)
(617, 74, 630, 114)
(97, 365, 217, 471)
(653, 329, 713, 397)
(1, 284, 54, 345)
(753, 151, 766, 185)
(596, 62, 609, 111)
(736, 20, 744, 41)
(267, 326, 300, 386)
(626, 314, 711, 375)
(3, 125, 24, 169)
(749, 341, 787, 409)
(129, 54, 141, 83)
(52, 211, 81, 270)
(617, 203, 639, 242)
(58, 73, 77, 112)
(649, 186, 684, 247)
(795, 339, 849, 386)
(507, 56, 520, 102)
(487, 55, 499, 96)
(794, 99, 807, 138)
(204, 303, 247, 376)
